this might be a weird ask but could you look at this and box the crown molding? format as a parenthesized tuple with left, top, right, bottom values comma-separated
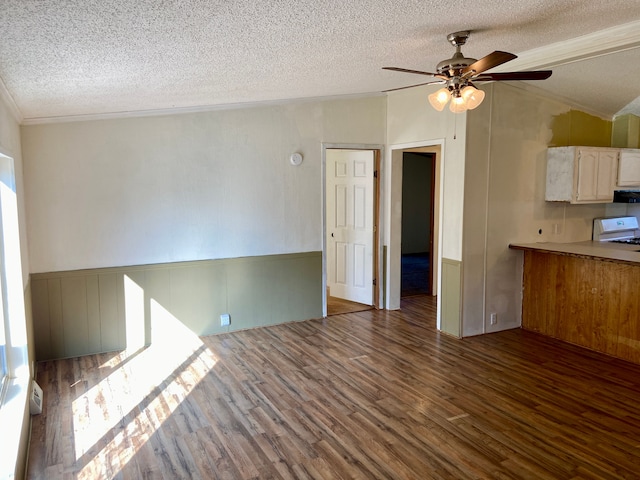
(20, 92, 385, 126)
(493, 20, 640, 72)
(0, 75, 23, 123)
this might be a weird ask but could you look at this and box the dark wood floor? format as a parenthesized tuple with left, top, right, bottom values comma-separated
(27, 295, 640, 479)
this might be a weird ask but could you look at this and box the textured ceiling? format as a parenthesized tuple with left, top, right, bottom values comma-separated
(1, 0, 640, 123)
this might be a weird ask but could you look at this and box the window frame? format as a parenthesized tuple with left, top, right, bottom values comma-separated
(0, 152, 30, 480)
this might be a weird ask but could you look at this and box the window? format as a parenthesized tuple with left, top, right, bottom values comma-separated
(0, 303, 6, 386)
(0, 293, 6, 381)
(0, 151, 28, 396)
(0, 152, 29, 479)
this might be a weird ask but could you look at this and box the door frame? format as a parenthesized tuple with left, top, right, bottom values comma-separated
(322, 143, 383, 317)
(385, 140, 444, 326)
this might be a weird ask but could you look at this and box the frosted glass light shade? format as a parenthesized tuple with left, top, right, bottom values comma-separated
(428, 88, 450, 111)
(449, 94, 467, 113)
(460, 85, 485, 110)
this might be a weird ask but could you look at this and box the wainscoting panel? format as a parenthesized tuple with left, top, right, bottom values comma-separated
(441, 258, 462, 338)
(31, 252, 322, 360)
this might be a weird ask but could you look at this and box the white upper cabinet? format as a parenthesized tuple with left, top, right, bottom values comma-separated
(617, 149, 640, 188)
(546, 146, 620, 204)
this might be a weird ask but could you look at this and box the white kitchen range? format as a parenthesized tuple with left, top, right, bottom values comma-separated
(592, 216, 640, 244)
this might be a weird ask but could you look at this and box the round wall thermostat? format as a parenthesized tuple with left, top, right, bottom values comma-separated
(290, 152, 303, 166)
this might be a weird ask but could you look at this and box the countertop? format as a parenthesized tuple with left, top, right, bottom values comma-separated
(509, 240, 640, 265)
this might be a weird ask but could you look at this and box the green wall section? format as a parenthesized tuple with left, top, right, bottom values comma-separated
(550, 110, 613, 147)
(550, 110, 640, 148)
(31, 252, 322, 360)
(440, 258, 462, 338)
(612, 114, 640, 148)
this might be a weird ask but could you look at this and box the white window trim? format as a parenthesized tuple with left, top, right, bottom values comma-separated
(0, 152, 30, 480)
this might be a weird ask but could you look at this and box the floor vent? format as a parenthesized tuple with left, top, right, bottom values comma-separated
(30, 380, 43, 415)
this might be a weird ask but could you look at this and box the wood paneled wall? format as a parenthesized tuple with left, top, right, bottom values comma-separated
(521, 250, 640, 364)
(31, 252, 322, 360)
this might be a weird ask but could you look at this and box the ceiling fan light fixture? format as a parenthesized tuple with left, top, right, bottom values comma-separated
(449, 93, 468, 113)
(428, 84, 484, 113)
(428, 87, 450, 111)
(460, 85, 485, 110)
(384, 30, 551, 115)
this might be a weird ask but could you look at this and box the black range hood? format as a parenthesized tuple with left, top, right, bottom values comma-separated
(613, 190, 640, 203)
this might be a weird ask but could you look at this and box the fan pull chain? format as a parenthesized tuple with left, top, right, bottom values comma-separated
(453, 112, 457, 139)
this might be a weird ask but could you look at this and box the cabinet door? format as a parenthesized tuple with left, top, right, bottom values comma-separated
(575, 149, 599, 202)
(617, 150, 640, 187)
(575, 148, 618, 203)
(595, 150, 618, 201)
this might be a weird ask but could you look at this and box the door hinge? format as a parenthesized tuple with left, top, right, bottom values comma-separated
(374, 170, 378, 178)
(373, 278, 377, 286)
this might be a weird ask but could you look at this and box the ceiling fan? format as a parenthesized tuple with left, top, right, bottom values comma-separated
(383, 31, 552, 113)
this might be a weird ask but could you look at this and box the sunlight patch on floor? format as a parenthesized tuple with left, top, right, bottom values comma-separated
(71, 281, 218, 478)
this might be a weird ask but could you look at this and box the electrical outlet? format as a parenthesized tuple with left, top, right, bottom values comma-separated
(490, 313, 497, 325)
(220, 313, 231, 326)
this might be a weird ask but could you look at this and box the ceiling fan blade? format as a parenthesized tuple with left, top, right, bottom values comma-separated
(382, 67, 440, 77)
(462, 51, 517, 76)
(382, 80, 446, 92)
(473, 70, 553, 81)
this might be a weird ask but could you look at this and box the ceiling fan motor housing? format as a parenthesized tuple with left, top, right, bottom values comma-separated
(438, 31, 476, 76)
(436, 54, 477, 75)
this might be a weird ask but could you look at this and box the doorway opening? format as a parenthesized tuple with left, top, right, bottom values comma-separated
(401, 152, 435, 297)
(323, 145, 381, 317)
(385, 142, 442, 324)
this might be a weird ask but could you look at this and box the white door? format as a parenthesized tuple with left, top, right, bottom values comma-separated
(326, 149, 374, 305)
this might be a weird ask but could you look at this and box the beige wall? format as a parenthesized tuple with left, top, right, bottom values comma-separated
(22, 96, 386, 274)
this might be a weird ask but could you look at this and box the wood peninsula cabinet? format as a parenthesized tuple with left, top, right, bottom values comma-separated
(546, 146, 620, 203)
(510, 242, 640, 365)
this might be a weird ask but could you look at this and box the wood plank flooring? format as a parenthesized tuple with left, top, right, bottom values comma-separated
(326, 295, 373, 316)
(26, 295, 640, 479)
